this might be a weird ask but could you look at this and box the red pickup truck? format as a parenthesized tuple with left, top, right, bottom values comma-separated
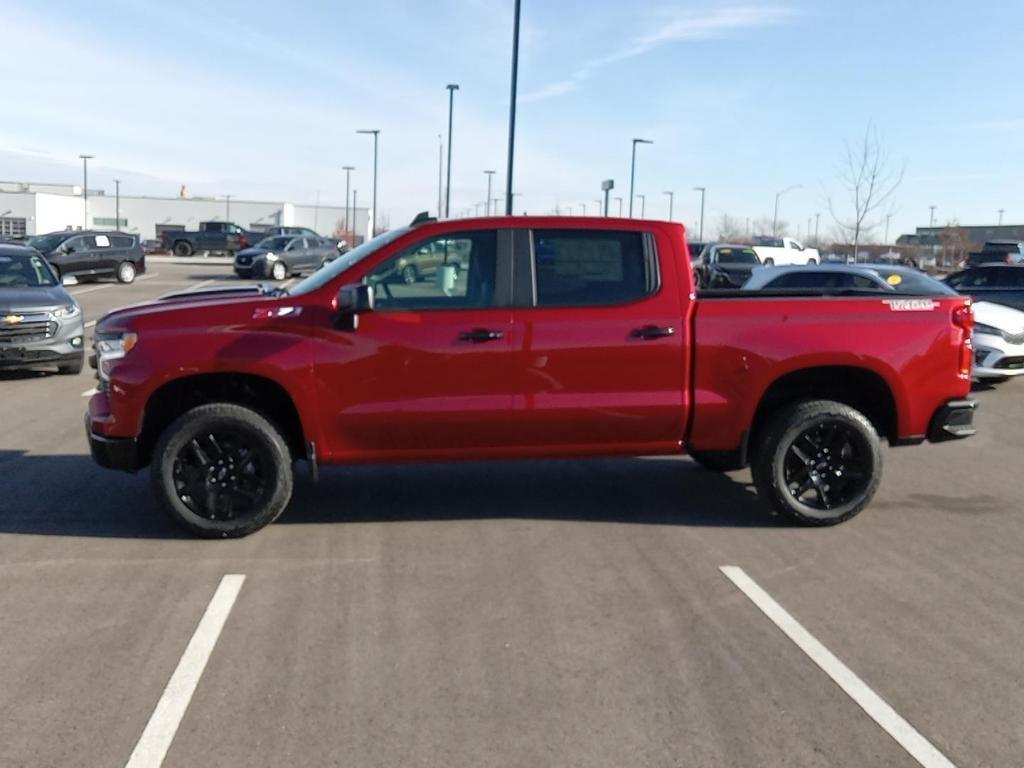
(86, 215, 977, 537)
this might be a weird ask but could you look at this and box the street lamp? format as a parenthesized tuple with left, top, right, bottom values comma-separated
(78, 154, 93, 229)
(504, 0, 522, 215)
(628, 138, 653, 218)
(484, 170, 496, 215)
(636, 194, 646, 218)
(114, 179, 121, 231)
(224, 194, 233, 222)
(693, 187, 706, 241)
(445, 84, 459, 218)
(614, 197, 623, 216)
(594, 200, 602, 216)
(342, 166, 355, 236)
(601, 180, 614, 216)
(352, 190, 358, 239)
(437, 135, 443, 218)
(580, 202, 587, 216)
(663, 191, 674, 222)
(998, 208, 1005, 226)
(773, 184, 802, 236)
(815, 212, 821, 243)
(356, 129, 380, 235)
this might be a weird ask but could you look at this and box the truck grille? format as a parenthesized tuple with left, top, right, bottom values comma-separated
(0, 316, 57, 344)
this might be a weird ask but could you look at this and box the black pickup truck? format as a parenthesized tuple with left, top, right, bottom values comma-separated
(160, 222, 259, 257)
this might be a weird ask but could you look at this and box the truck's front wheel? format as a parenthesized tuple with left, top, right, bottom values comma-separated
(750, 400, 881, 526)
(150, 403, 294, 538)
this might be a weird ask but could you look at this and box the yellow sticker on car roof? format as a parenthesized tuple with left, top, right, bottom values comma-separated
(886, 273, 902, 286)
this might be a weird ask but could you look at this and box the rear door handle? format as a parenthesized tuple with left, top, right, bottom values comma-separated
(459, 328, 505, 343)
(631, 325, 675, 340)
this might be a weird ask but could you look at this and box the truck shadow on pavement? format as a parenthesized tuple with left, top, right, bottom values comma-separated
(0, 452, 781, 539)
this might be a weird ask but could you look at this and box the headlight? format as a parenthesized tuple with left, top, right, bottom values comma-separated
(52, 303, 81, 318)
(95, 332, 138, 385)
(973, 323, 1003, 337)
(264, 252, 279, 261)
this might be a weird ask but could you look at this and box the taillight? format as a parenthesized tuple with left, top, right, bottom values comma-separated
(953, 301, 974, 379)
(952, 302, 974, 333)
(239, 236, 248, 248)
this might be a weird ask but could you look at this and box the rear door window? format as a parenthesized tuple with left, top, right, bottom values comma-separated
(532, 230, 655, 307)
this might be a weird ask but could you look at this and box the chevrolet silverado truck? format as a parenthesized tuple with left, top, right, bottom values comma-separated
(86, 214, 977, 537)
(160, 221, 257, 258)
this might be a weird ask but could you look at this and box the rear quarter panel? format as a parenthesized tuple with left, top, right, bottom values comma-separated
(689, 295, 972, 451)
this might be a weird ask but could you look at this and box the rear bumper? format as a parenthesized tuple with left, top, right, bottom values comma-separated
(85, 412, 141, 472)
(928, 399, 977, 442)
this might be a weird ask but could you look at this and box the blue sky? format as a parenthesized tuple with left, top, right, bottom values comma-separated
(2, 0, 1021, 240)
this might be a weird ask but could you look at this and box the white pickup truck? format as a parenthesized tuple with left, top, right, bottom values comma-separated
(752, 236, 820, 266)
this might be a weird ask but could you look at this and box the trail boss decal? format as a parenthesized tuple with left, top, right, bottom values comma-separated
(882, 299, 940, 312)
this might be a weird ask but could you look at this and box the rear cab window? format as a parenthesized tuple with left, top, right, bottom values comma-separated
(530, 229, 658, 307)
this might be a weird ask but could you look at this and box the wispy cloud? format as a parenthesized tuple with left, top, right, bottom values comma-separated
(522, 5, 796, 102)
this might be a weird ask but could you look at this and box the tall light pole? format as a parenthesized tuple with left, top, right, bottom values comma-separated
(594, 200, 603, 216)
(356, 129, 380, 235)
(815, 212, 820, 244)
(929, 205, 936, 228)
(437, 135, 443, 218)
(636, 194, 646, 218)
(225, 194, 233, 222)
(114, 179, 121, 231)
(504, 0, 522, 215)
(342, 165, 355, 235)
(484, 170, 496, 215)
(628, 138, 652, 218)
(773, 184, 802, 236)
(663, 191, 674, 221)
(693, 187, 706, 241)
(580, 202, 588, 216)
(998, 208, 1005, 226)
(885, 213, 893, 244)
(601, 180, 614, 216)
(445, 84, 459, 218)
(78, 154, 93, 229)
(614, 197, 623, 216)
(352, 189, 358, 239)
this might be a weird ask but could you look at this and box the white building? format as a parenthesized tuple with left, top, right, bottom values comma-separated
(0, 181, 369, 242)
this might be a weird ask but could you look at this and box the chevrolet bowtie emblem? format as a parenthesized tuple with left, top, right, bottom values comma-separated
(3, 315, 24, 325)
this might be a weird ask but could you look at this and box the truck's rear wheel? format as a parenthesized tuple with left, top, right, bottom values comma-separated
(150, 403, 294, 538)
(763, 257, 775, 266)
(117, 261, 137, 283)
(173, 240, 194, 258)
(750, 400, 881, 526)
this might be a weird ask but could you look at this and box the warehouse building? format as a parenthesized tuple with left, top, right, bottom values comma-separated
(0, 181, 369, 242)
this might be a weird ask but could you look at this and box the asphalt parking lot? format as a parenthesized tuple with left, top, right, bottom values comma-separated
(1, 261, 1021, 767)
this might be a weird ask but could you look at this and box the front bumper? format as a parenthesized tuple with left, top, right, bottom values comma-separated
(972, 339, 1024, 379)
(928, 399, 977, 442)
(85, 412, 140, 472)
(0, 315, 86, 370)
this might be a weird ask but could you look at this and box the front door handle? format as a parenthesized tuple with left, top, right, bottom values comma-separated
(631, 325, 675, 340)
(459, 328, 505, 343)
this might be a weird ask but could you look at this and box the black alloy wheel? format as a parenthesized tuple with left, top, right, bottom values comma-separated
(781, 420, 871, 511)
(171, 428, 274, 522)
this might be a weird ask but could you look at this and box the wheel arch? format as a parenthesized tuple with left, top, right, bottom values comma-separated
(750, 365, 898, 451)
(137, 372, 307, 467)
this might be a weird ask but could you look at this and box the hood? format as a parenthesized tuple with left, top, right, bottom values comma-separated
(974, 300, 1024, 333)
(236, 247, 272, 259)
(712, 263, 757, 286)
(0, 285, 73, 312)
(96, 287, 273, 333)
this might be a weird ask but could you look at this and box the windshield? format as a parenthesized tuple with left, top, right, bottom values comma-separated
(868, 267, 957, 296)
(255, 236, 294, 251)
(715, 246, 760, 264)
(288, 227, 412, 296)
(26, 233, 68, 253)
(0, 251, 58, 287)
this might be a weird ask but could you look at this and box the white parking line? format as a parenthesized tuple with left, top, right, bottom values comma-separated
(70, 284, 113, 296)
(719, 566, 957, 768)
(137, 272, 160, 281)
(186, 278, 221, 292)
(124, 574, 246, 768)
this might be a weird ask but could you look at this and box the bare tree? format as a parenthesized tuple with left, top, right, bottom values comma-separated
(751, 216, 788, 238)
(716, 214, 746, 241)
(828, 124, 905, 262)
(939, 222, 972, 269)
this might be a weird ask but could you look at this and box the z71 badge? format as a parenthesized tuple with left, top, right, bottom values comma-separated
(882, 299, 939, 312)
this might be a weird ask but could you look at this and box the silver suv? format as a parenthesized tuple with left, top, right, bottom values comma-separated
(0, 244, 86, 375)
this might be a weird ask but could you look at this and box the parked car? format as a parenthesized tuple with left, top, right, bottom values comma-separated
(141, 239, 165, 255)
(86, 213, 976, 537)
(0, 244, 85, 374)
(965, 240, 1024, 267)
(160, 221, 258, 257)
(743, 263, 951, 294)
(945, 265, 1024, 311)
(257, 226, 347, 253)
(234, 235, 338, 280)
(26, 231, 145, 283)
(388, 237, 468, 284)
(694, 243, 761, 288)
(972, 301, 1024, 381)
(752, 236, 820, 266)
